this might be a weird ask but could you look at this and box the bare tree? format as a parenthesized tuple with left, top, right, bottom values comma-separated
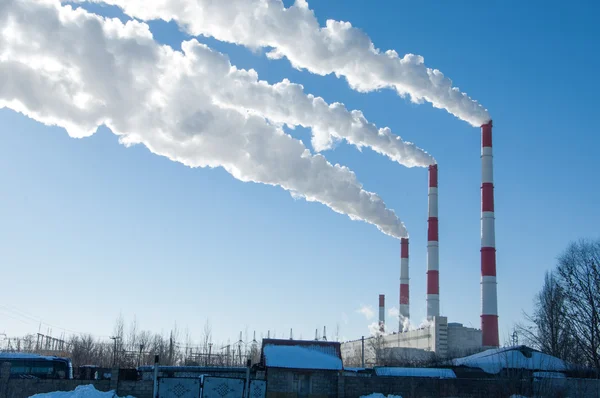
(556, 239, 600, 369)
(517, 271, 574, 361)
(112, 314, 125, 366)
(201, 319, 212, 366)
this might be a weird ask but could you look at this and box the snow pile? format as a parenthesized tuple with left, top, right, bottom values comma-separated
(360, 394, 402, 398)
(263, 345, 342, 370)
(452, 346, 568, 374)
(30, 384, 136, 398)
(375, 367, 456, 378)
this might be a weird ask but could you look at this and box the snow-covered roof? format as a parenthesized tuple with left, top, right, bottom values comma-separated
(451, 346, 569, 374)
(375, 367, 456, 378)
(261, 339, 342, 371)
(0, 352, 68, 361)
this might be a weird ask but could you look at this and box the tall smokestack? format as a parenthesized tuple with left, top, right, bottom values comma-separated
(379, 294, 385, 332)
(427, 164, 439, 319)
(481, 121, 499, 347)
(399, 238, 409, 326)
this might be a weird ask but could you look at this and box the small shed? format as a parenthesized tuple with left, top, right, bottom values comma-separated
(260, 338, 342, 398)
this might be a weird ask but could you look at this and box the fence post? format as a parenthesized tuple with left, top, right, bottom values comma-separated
(0, 362, 11, 398)
(337, 371, 345, 398)
(153, 355, 160, 398)
(110, 367, 120, 392)
(245, 359, 251, 398)
(361, 336, 365, 368)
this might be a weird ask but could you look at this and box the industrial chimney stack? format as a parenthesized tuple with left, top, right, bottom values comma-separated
(379, 294, 385, 333)
(399, 238, 409, 326)
(481, 121, 499, 347)
(427, 164, 440, 319)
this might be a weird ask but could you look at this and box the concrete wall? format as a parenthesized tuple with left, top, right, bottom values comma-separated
(266, 368, 338, 398)
(0, 362, 154, 398)
(447, 323, 483, 358)
(5, 360, 600, 398)
(343, 376, 531, 398)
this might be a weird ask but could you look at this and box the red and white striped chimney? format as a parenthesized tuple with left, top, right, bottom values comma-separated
(378, 294, 385, 332)
(399, 238, 409, 326)
(481, 121, 499, 347)
(427, 164, 440, 319)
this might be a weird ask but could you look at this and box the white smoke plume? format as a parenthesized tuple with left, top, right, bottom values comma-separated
(368, 322, 387, 337)
(386, 307, 433, 333)
(387, 307, 411, 333)
(65, 1, 435, 168)
(0, 0, 408, 239)
(356, 305, 375, 321)
(69, 0, 491, 126)
(213, 75, 435, 168)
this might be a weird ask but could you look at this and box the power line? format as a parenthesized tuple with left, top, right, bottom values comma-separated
(0, 304, 112, 340)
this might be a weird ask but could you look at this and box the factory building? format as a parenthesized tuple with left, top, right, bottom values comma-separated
(341, 318, 482, 366)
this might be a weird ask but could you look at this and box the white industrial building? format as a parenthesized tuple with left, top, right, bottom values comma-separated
(341, 317, 482, 366)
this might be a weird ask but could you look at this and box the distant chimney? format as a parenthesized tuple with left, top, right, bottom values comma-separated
(322, 326, 327, 341)
(400, 238, 410, 326)
(427, 164, 440, 319)
(379, 294, 385, 332)
(481, 120, 499, 347)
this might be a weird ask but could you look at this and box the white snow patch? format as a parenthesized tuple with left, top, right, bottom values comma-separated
(375, 367, 456, 378)
(30, 385, 135, 398)
(360, 392, 402, 398)
(360, 394, 402, 398)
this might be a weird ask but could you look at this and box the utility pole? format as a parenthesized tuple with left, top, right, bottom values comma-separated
(138, 343, 145, 367)
(110, 336, 121, 367)
(361, 336, 365, 368)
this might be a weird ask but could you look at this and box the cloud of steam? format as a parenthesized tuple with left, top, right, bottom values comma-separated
(213, 76, 435, 168)
(70, 0, 491, 126)
(388, 307, 410, 333)
(386, 307, 433, 333)
(368, 322, 386, 337)
(0, 0, 408, 239)
(356, 305, 375, 321)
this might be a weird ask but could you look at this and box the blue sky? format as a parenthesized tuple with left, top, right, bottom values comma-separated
(1, 0, 598, 345)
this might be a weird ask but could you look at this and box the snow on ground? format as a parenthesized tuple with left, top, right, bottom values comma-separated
(29, 384, 136, 398)
(360, 394, 402, 398)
